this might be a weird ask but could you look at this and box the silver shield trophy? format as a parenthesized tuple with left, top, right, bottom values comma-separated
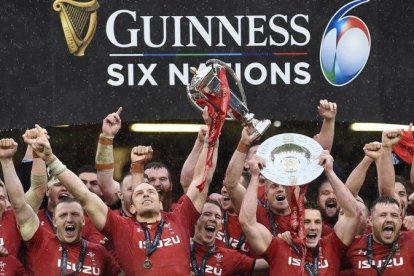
(256, 133, 324, 186)
(186, 59, 271, 140)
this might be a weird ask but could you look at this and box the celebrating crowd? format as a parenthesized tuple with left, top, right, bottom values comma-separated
(0, 100, 413, 275)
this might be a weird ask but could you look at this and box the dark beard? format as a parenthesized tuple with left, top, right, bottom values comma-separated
(322, 211, 338, 228)
(160, 188, 173, 212)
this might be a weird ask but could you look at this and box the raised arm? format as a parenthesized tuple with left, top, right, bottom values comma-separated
(180, 125, 206, 193)
(313, 99, 337, 151)
(223, 126, 256, 213)
(377, 130, 402, 198)
(181, 107, 211, 193)
(186, 136, 219, 213)
(0, 139, 39, 241)
(130, 146, 153, 186)
(22, 128, 48, 213)
(320, 151, 359, 246)
(95, 107, 122, 205)
(27, 125, 109, 230)
(239, 155, 273, 255)
(345, 143, 379, 197)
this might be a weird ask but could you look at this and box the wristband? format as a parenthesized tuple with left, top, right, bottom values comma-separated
(130, 162, 144, 174)
(236, 141, 250, 154)
(99, 133, 114, 145)
(95, 133, 114, 170)
(47, 157, 67, 177)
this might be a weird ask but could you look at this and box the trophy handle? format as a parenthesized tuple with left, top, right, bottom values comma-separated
(206, 59, 247, 107)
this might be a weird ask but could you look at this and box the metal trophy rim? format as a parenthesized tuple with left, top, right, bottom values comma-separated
(256, 133, 324, 186)
(186, 59, 247, 121)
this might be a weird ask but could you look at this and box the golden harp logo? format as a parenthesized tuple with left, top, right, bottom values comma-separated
(53, 0, 99, 56)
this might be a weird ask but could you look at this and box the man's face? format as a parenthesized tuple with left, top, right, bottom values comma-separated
(194, 203, 222, 246)
(53, 202, 84, 244)
(145, 167, 172, 202)
(266, 181, 290, 215)
(47, 183, 72, 208)
(131, 183, 161, 217)
(79, 172, 102, 197)
(0, 187, 7, 215)
(370, 203, 402, 245)
(120, 175, 133, 209)
(317, 181, 339, 219)
(395, 182, 407, 215)
(220, 186, 233, 212)
(304, 209, 323, 249)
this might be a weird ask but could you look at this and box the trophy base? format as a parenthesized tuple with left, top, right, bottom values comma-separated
(248, 119, 271, 141)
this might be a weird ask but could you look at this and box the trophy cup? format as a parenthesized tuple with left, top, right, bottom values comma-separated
(187, 59, 271, 140)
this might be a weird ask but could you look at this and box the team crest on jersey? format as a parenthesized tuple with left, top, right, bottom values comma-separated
(87, 251, 97, 266)
(164, 222, 175, 235)
(0, 261, 6, 272)
(214, 253, 223, 264)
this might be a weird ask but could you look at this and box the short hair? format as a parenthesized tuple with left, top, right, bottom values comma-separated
(204, 199, 223, 217)
(55, 197, 82, 210)
(370, 196, 400, 212)
(76, 165, 97, 175)
(304, 201, 321, 212)
(395, 175, 413, 196)
(144, 162, 172, 181)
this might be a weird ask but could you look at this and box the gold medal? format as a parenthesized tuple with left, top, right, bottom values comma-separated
(143, 257, 152, 269)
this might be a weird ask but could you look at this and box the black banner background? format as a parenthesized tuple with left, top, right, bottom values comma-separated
(1, 0, 412, 130)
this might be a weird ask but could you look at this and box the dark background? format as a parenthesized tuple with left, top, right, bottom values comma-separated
(0, 0, 413, 205)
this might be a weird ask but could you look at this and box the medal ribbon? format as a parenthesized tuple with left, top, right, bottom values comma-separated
(267, 206, 278, 236)
(190, 240, 216, 276)
(139, 218, 165, 259)
(367, 234, 399, 276)
(289, 185, 309, 275)
(60, 239, 88, 276)
(195, 66, 230, 192)
(290, 243, 319, 276)
(45, 209, 57, 232)
(223, 211, 246, 250)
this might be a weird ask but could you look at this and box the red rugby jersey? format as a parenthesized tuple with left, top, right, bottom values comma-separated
(101, 195, 200, 275)
(346, 231, 414, 276)
(25, 226, 121, 275)
(263, 232, 347, 276)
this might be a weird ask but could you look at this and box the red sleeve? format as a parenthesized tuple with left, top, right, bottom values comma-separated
(82, 216, 106, 244)
(101, 207, 127, 239)
(101, 245, 122, 276)
(261, 237, 280, 263)
(3, 255, 28, 276)
(168, 195, 200, 232)
(25, 225, 47, 248)
(233, 252, 256, 275)
(324, 231, 348, 252)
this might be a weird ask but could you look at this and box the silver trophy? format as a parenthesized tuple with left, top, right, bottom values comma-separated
(187, 59, 271, 140)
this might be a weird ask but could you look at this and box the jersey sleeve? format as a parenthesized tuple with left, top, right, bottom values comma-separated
(25, 225, 47, 248)
(169, 195, 200, 232)
(233, 252, 256, 275)
(82, 215, 106, 244)
(260, 237, 280, 264)
(101, 245, 122, 276)
(101, 208, 126, 240)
